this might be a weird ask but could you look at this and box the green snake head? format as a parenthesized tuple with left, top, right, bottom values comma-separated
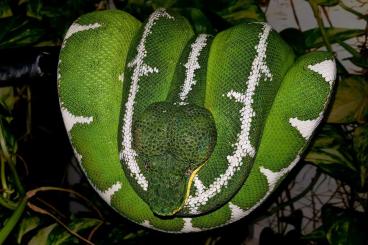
(133, 102, 216, 216)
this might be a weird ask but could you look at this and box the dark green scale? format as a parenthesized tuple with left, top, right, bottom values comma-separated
(133, 102, 216, 215)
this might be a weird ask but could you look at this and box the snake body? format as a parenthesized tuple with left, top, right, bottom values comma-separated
(58, 9, 336, 232)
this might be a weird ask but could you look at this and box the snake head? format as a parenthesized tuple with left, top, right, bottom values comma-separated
(133, 102, 216, 216)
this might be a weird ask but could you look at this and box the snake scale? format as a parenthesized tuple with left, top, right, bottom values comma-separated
(57, 9, 336, 232)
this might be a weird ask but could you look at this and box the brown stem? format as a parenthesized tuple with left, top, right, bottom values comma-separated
(322, 6, 333, 27)
(28, 202, 95, 245)
(27, 186, 104, 220)
(290, 0, 301, 30)
(308, 0, 333, 53)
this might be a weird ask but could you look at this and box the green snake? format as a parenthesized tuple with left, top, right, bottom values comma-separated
(58, 9, 336, 232)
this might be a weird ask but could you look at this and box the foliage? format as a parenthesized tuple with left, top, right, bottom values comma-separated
(0, 0, 367, 244)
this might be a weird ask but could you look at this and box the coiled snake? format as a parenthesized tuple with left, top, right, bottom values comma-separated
(58, 9, 336, 232)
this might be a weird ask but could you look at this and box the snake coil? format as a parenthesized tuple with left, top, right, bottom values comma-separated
(58, 9, 336, 232)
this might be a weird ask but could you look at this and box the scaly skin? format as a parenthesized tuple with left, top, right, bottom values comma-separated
(58, 9, 336, 232)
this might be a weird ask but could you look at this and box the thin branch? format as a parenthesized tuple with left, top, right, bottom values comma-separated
(27, 202, 95, 245)
(290, 0, 301, 30)
(35, 197, 68, 220)
(27, 186, 104, 220)
(339, 1, 367, 20)
(321, 6, 333, 27)
(268, 170, 322, 215)
(308, 0, 333, 53)
(87, 221, 104, 241)
(15, 154, 29, 176)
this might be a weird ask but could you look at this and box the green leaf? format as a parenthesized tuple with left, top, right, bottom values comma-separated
(306, 147, 355, 170)
(305, 124, 364, 188)
(0, 100, 11, 118)
(353, 125, 368, 163)
(28, 224, 58, 245)
(151, 0, 177, 8)
(26, 0, 43, 20)
(0, 116, 17, 153)
(0, 88, 20, 113)
(216, 0, 265, 24)
(0, 17, 45, 49)
(47, 218, 100, 245)
(0, 0, 12, 18)
(322, 205, 368, 245)
(349, 55, 368, 69)
(280, 28, 307, 55)
(310, 0, 339, 6)
(339, 41, 368, 68)
(302, 226, 327, 242)
(27, 218, 101, 245)
(304, 28, 365, 49)
(17, 216, 41, 244)
(327, 76, 368, 123)
(174, 8, 214, 34)
(353, 125, 368, 190)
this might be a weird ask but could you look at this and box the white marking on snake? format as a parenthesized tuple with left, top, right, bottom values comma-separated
(307, 59, 336, 87)
(120, 9, 174, 191)
(186, 23, 272, 214)
(260, 156, 301, 192)
(178, 34, 209, 105)
(62, 22, 101, 47)
(290, 60, 336, 140)
(181, 218, 201, 232)
(57, 60, 61, 80)
(73, 148, 83, 163)
(71, 151, 122, 207)
(289, 112, 323, 140)
(57, 60, 62, 89)
(60, 108, 121, 206)
(142, 220, 153, 229)
(225, 155, 301, 224)
(61, 107, 93, 133)
(193, 176, 206, 195)
(95, 182, 122, 205)
(228, 202, 247, 223)
(118, 72, 124, 83)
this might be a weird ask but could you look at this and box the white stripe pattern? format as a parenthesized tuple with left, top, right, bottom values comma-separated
(62, 22, 101, 47)
(181, 218, 201, 232)
(120, 9, 174, 191)
(289, 112, 323, 140)
(186, 23, 273, 214)
(178, 34, 209, 105)
(61, 107, 93, 134)
(307, 59, 336, 87)
(226, 155, 301, 223)
(95, 182, 122, 205)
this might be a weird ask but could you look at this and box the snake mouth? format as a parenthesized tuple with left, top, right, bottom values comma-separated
(132, 102, 217, 217)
